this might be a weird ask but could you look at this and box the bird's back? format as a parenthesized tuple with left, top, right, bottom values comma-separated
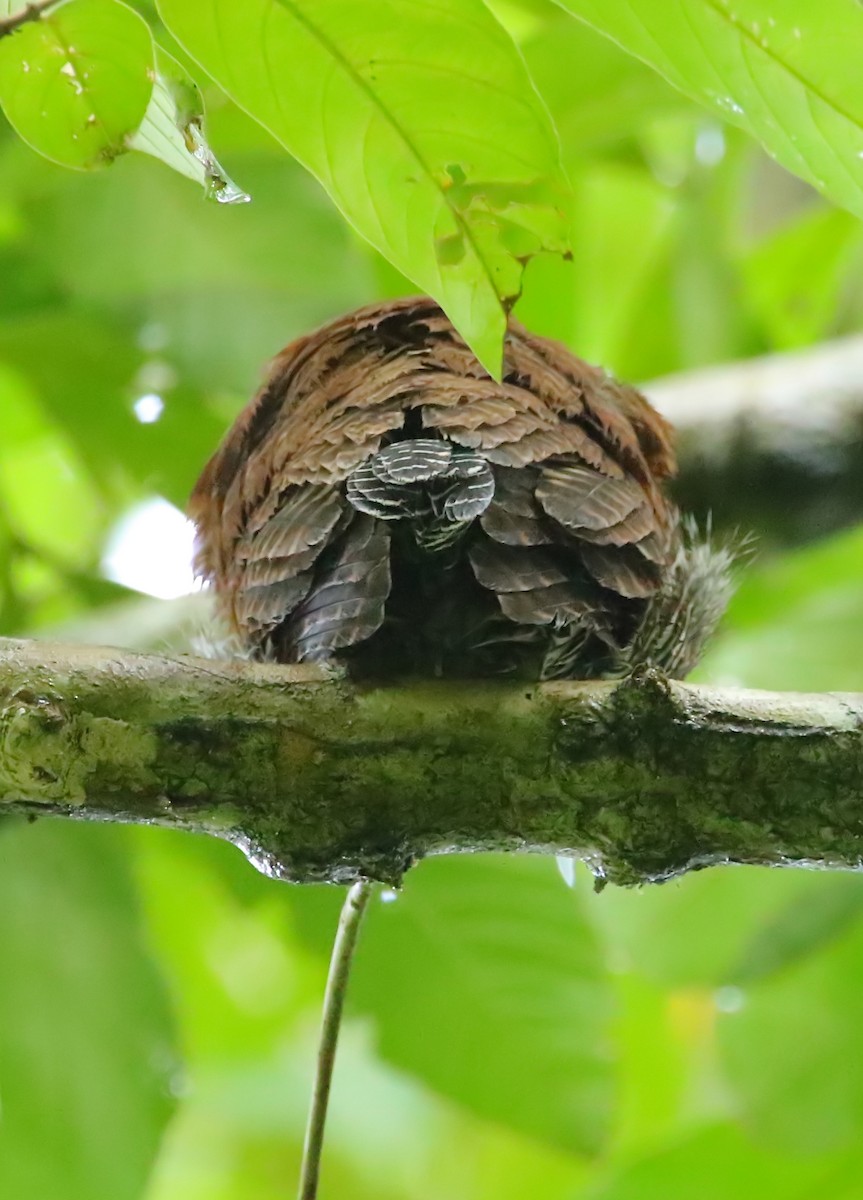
(190, 298, 723, 680)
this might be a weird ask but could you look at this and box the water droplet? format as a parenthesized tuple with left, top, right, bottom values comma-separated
(59, 61, 84, 95)
(793, 26, 801, 38)
(695, 124, 726, 166)
(186, 120, 251, 205)
(21, 61, 30, 73)
(380, 888, 399, 903)
(133, 393, 164, 424)
(556, 855, 576, 888)
(715, 985, 746, 1014)
(136, 358, 176, 392)
(716, 95, 745, 117)
(137, 322, 169, 353)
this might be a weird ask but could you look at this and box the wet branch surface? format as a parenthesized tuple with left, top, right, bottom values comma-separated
(2, 637, 862, 887)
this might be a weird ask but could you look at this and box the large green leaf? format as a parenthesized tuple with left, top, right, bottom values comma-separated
(728, 876, 863, 987)
(584, 864, 817, 988)
(0, 0, 154, 169)
(556, 1, 863, 223)
(587, 1124, 831, 1200)
(0, 821, 176, 1200)
(720, 913, 863, 1152)
(156, 0, 571, 375)
(348, 856, 615, 1156)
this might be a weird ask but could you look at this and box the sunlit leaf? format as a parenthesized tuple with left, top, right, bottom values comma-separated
(0, 0, 154, 169)
(0, 821, 176, 1200)
(156, 0, 571, 375)
(129, 46, 249, 204)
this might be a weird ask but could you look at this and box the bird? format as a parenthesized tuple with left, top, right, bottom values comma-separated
(190, 297, 733, 680)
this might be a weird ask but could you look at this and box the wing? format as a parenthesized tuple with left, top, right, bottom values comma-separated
(189, 297, 680, 666)
(413, 316, 679, 628)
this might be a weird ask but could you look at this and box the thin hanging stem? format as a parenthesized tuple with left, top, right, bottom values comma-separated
(297, 877, 374, 1200)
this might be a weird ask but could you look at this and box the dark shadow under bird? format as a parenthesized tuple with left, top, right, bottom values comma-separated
(190, 298, 733, 680)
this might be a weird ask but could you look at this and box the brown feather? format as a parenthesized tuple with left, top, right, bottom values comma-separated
(189, 296, 686, 677)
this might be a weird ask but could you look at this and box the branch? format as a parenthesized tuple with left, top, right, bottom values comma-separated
(0, 1, 57, 38)
(646, 334, 863, 543)
(2, 637, 862, 887)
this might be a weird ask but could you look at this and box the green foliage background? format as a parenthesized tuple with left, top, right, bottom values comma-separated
(2, 0, 863, 1196)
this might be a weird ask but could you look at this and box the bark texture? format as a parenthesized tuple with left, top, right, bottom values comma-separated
(1, 637, 862, 887)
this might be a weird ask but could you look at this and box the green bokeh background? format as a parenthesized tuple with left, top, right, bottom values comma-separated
(2, 2, 863, 1197)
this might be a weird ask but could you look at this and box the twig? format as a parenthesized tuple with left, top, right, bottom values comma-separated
(0, 1, 58, 38)
(298, 878, 374, 1200)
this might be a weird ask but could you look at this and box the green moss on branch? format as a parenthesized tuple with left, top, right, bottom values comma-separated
(0, 639, 861, 887)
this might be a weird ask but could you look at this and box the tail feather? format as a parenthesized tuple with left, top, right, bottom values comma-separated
(609, 517, 743, 678)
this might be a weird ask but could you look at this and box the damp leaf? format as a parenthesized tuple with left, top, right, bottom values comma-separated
(128, 46, 250, 205)
(156, 0, 571, 377)
(557, 0, 863, 223)
(0, 0, 154, 170)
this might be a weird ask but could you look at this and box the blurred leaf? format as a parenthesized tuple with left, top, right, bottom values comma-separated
(720, 913, 863, 1152)
(0, 820, 176, 1200)
(0, 310, 224, 505)
(156, 0, 571, 376)
(516, 165, 674, 360)
(347, 856, 614, 1156)
(522, 16, 690, 158)
(729, 876, 863, 986)
(133, 829, 454, 1200)
(129, 46, 249, 204)
(585, 865, 816, 988)
(700, 526, 863, 690)
(742, 205, 862, 347)
(611, 973, 689, 1154)
(0, 0, 153, 169)
(6, 130, 374, 392)
(586, 1123, 832, 1200)
(557, 1, 863, 224)
(571, 166, 675, 363)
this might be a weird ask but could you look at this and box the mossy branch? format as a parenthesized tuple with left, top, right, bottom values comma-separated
(1, 637, 862, 887)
